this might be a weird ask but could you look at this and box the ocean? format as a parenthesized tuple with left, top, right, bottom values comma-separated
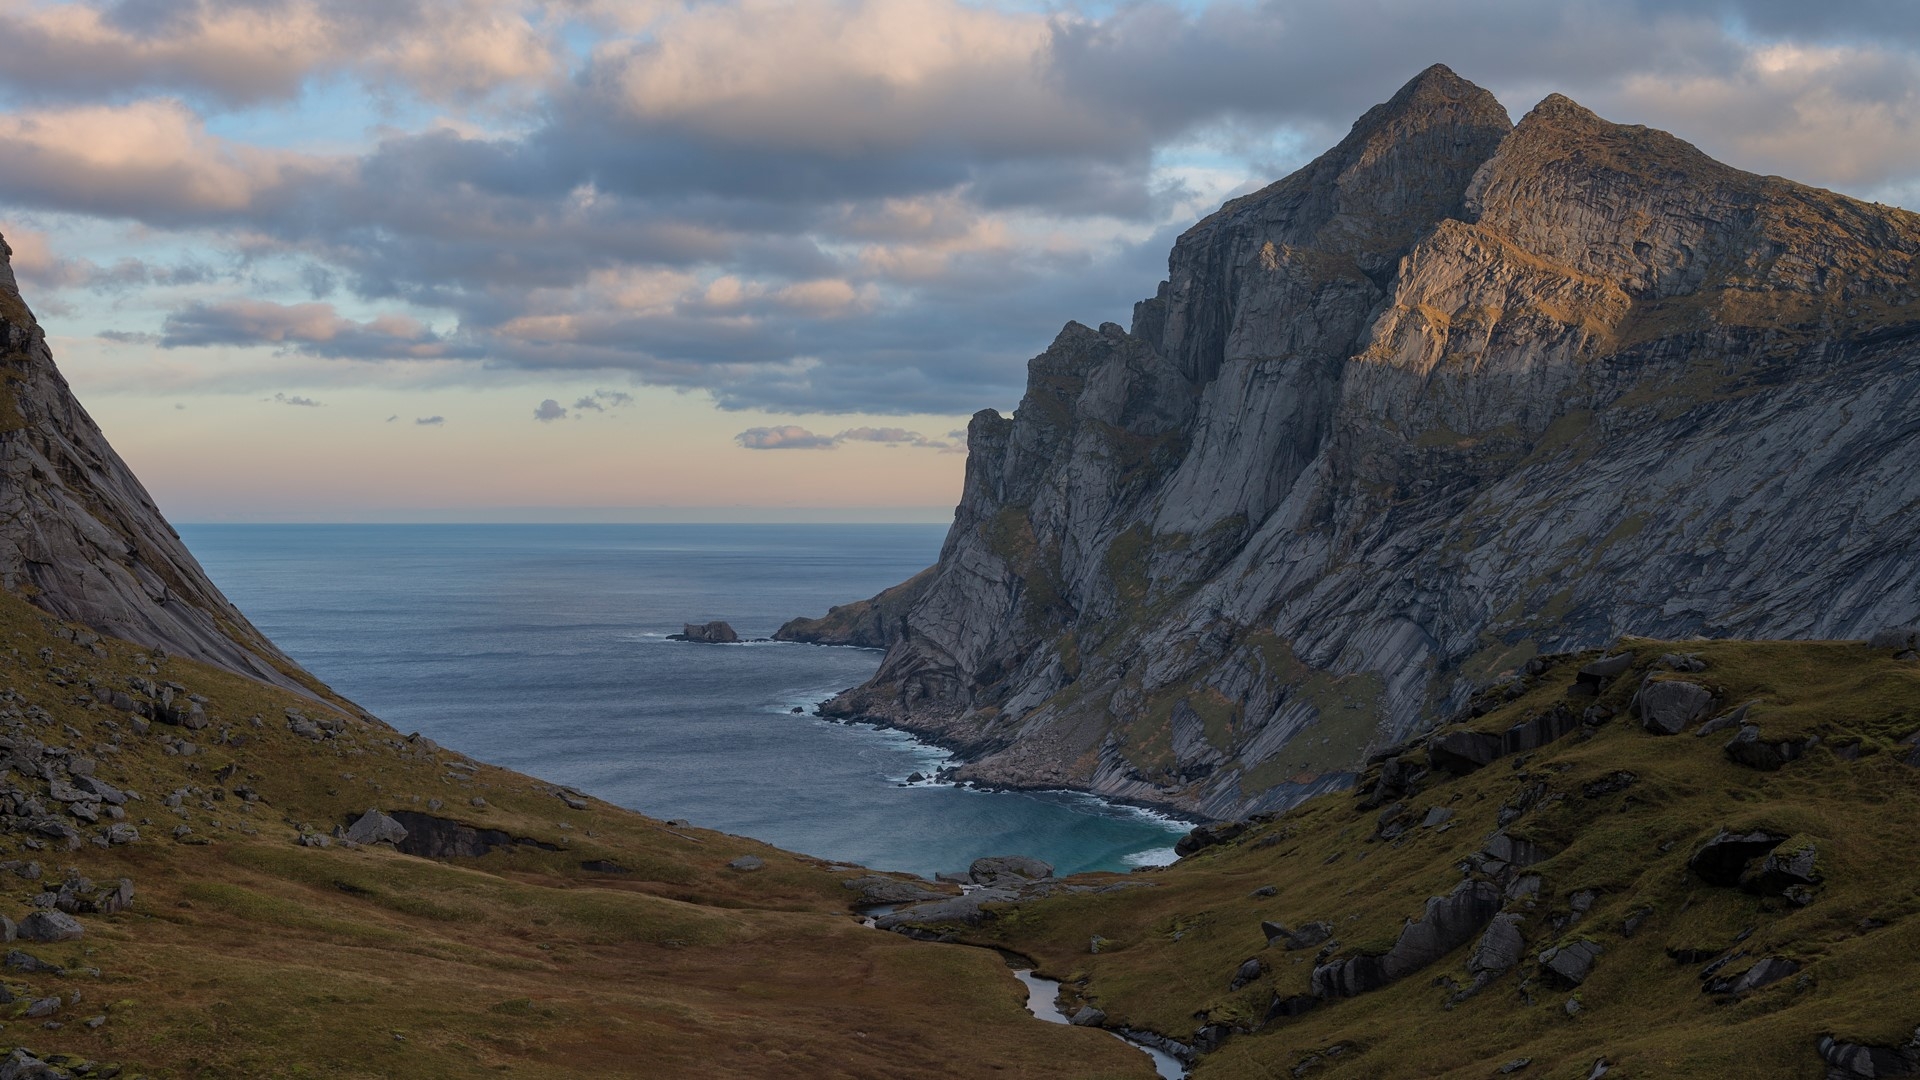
(178, 523, 1189, 879)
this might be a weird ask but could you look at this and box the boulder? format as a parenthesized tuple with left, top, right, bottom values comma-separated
(1723, 725, 1812, 770)
(1705, 956, 1798, 997)
(17, 911, 83, 943)
(1428, 730, 1503, 775)
(1174, 821, 1246, 857)
(968, 855, 1053, 885)
(344, 808, 408, 846)
(1470, 913, 1528, 978)
(1538, 940, 1603, 988)
(1741, 844, 1819, 897)
(843, 876, 948, 906)
(1634, 679, 1715, 735)
(672, 621, 740, 644)
(1069, 1005, 1106, 1027)
(727, 856, 765, 872)
(1576, 654, 1636, 688)
(1689, 830, 1787, 886)
(1229, 957, 1265, 990)
(1818, 1026, 1920, 1080)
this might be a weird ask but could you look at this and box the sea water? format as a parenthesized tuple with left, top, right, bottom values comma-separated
(179, 524, 1189, 878)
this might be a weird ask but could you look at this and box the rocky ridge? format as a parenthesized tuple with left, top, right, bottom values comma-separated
(0, 241, 317, 698)
(804, 64, 1920, 819)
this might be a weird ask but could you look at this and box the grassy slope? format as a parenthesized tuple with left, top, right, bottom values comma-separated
(972, 640, 1920, 1078)
(0, 589, 1153, 1079)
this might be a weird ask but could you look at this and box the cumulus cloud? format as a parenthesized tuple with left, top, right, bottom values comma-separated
(0, 0, 560, 106)
(269, 392, 323, 407)
(159, 299, 465, 359)
(533, 398, 567, 422)
(10, 0, 1920, 420)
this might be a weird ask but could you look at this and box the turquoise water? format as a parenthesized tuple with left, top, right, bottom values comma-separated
(178, 524, 1188, 878)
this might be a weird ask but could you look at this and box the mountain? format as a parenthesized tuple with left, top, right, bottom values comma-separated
(0, 237, 319, 698)
(0, 236, 1146, 1078)
(793, 64, 1920, 820)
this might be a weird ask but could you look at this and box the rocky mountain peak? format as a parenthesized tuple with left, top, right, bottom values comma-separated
(0, 232, 320, 697)
(806, 66, 1920, 821)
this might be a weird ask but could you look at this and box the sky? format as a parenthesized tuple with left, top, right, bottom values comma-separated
(2, 1, 1918, 522)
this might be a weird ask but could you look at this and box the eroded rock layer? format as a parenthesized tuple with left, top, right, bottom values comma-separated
(812, 65, 1920, 819)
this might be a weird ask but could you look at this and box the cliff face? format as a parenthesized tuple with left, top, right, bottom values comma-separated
(818, 65, 1920, 819)
(0, 234, 319, 696)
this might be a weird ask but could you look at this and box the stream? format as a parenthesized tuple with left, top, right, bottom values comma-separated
(1011, 967, 1189, 1079)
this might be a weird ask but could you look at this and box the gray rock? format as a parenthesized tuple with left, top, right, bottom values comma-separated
(1634, 679, 1715, 735)
(727, 856, 765, 872)
(1312, 880, 1501, 998)
(17, 911, 83, 942)
(874, 888, 1016, 930)
(1705, 956, 1799, 997)
(843, 876, 947, 905)
(1539, 940, 1603, 987)
(1723, 725, 1811, 770)
(23, 997, 59, 1018)
(1741, 844, 1819, 897)
(344, 808, 408, 846)
(1069, 1005, 1106, 1027)
(968, 855, 1053, 885)
(1689, 830, 1787, 886)
(5, 949, 61, 974)
(1818, 1026, 1920, 1080)
(1469, 913, 1528, 978)
(1421, 806, 1456, 828)
(672, 621, 740, 644)
(1229, 957, 1265, 990)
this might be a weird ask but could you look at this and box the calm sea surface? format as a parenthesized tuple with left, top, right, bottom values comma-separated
(178, 524, 1187, 878)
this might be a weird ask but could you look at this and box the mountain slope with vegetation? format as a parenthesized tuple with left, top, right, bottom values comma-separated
(954, 638, 1920, 1078)
(0, 232, 1155, 1079)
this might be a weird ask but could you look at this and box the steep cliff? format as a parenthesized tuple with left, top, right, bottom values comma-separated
(814, 65, 1920, 819)
(0, 233, 320, 696)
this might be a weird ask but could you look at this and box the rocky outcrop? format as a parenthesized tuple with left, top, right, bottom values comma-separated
(810, 63, 1920, 819)
(0, 235, 320, 696)
(776, 567, 935, 648)
(671, 621, 740, 644)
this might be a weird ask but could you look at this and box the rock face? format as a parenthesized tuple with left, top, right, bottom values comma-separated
(775, 568, 935, 648)
(811, 64, 1920, 819)
(672, 621, 740, 644)
(0, 239, 319, 696)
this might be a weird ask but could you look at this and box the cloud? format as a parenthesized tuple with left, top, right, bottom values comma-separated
(415, 415, 446, 425)
(0, 0, 560, 107)
(9, 0, 1920, 421)
(735, 424, 956, 450)
(270, 392, 323, 407)
(532, 398, 567, 422)
(571, 389, 635, 411)
(159, 299, 465, 359)
(0, 99, 335, 221)
(736, 425, 838, 450)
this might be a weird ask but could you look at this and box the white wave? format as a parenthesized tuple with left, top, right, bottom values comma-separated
(1122, 846, 1181, 868)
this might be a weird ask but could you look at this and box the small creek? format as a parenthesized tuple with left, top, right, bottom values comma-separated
(1010, 966, 1188, 1080)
